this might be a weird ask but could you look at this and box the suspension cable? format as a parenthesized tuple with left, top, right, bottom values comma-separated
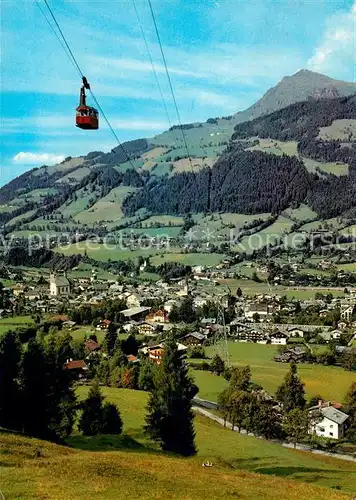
(147, 0, 193, 168)
(38, 0, 135, 167)
(132, 0, 179, 146)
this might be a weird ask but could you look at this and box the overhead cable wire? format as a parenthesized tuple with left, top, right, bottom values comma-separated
(35, 0, 77, 75)
(147, 0, 193, 168)
(132, 0, 179, 145)
(38, 0, 135, 167)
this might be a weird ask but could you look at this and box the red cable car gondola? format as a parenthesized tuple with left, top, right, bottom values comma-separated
(76, 76, 99, 130)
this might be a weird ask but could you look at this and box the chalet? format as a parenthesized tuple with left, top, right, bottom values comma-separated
(63, 359, 88, 378)
(287, 327, 304, 338)
(84, 338, 101, 353)
(12, 284, 26, 297)
(50, 272, 71, 297)
(137, 322, 157, 336)
(145, 309, 167, 323)
(269, 330, 289, 345)
(319, 309, 329, 318)
(146, 342, 188, 365)
(147, 345, 165, 365)
(235, 329, 269, 344)
(181, 331, 206, 346)
(309, 406, 349, 440)
(96, 319, 111, 331)
(274, 346, 306, 363)
(244, 302, 277, 321)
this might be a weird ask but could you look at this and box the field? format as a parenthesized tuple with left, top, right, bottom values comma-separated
(141, 215, 184, 227)
(74, 186, 138, 223)
(246, 138, 298, 157)
(195, 342, 354, 403)
(55, 243, 225, 267)
(0, 315, 34, 334)
(235, 216, 294, 252)
(55, 243, 162, 262)
(283, 204, 317, 221)
(150, 252, 225, 267)
(302, 158, 349, 176)
(318, 119, 356, 142)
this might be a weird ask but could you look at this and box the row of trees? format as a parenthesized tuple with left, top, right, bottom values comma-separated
(0, 331, 76, 441)
(218, 363, 356, 445)
(0, 328, 198, 457)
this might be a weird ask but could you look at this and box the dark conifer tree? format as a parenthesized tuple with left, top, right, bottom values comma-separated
(104, 322, 118, 356)
(276, 363, 306, 411)
(78, 381, 104, 436)
(101, 402, 123, 435)
(21, 338, 50, 438)
(145, 337, 197, 456)
(0, 331, 22, 431)
(210, 354, 225, 375)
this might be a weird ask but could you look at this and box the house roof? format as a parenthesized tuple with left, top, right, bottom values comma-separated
(63, 360, 88, 370)
(182, 332, 206, 341)
(120, 306, 150, 318)
(84, 339, 101, 352)
(320, 407, 349, 425)
(52, 275, 70, 287)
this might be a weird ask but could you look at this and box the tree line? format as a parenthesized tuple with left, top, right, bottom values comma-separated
(0, 327, 197, 456)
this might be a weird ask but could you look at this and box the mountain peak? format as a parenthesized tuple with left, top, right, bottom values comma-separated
(234, 70, 356, 123)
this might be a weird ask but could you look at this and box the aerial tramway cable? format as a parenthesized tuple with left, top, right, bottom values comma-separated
(147, 0, 193, 169)
(132, 0, 179, 146)
(37, 0, 136, 168)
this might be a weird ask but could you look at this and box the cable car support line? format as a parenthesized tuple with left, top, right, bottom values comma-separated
(37, 0, 135, 168)
(132, 0, 179, 145)
(147, 0, 193, 169)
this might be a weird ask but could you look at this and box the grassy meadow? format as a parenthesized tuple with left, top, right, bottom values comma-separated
(1, 383, 356, 498)
(194, 342, 354, 403)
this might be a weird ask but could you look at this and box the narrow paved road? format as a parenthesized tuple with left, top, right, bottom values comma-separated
(193, 406, 356, 463)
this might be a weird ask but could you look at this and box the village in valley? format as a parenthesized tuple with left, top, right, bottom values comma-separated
(1, 256, 355, 450)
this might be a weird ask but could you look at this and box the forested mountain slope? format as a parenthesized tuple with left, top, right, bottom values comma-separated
(1, 71, 356, 231)
(123, 94, 356, 219)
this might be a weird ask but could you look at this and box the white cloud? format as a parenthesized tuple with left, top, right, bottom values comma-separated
(12, 152, 65, 165)
(308, 2, 356, 79)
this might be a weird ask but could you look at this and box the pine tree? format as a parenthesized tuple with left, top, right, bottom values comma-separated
(345, 382, 356, 443)
(145, 337, 197, 456)
(45, 342, 77, 442)
(252, 401, 282, 439)
(276, 363, 306, 411)
(78, 381, 104, 436)
(210, 354, 225, 375)
(101, 402, 123, 435)
(138, 359, 156, 391)
(104, 322, 118, 356)
(230, 365, 251, 391)
(0, 331, 22, 431)
(283, 408, 310, 448)
(21, 338, 50, 438)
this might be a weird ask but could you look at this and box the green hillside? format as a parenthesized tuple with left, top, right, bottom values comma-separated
(2, 386, 356, 499)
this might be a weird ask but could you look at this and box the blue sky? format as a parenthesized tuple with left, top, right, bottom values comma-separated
(1, 0, 355, 186)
